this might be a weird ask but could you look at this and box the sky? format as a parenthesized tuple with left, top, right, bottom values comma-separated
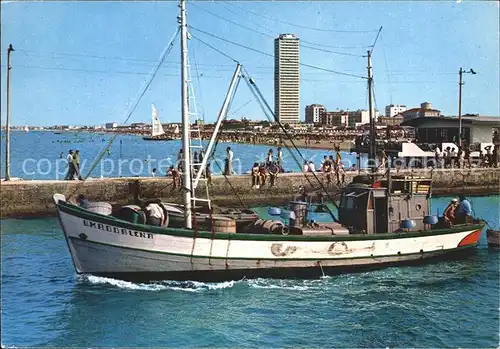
(0, 0, 499, 126)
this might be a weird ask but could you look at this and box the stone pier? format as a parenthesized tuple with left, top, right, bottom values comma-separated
(0, 168, 498, 218)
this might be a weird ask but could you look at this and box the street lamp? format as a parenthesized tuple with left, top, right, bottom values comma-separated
(458, 67, 477, 143)
(5, 44, 15, 181)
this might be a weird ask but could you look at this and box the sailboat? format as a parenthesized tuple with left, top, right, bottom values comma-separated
(24, 124, 29, 132)
(52, 0, 485, 282)
(143, 104, 173, 141)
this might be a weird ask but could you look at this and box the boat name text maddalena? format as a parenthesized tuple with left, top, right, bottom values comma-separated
(83, 220, 154, 239)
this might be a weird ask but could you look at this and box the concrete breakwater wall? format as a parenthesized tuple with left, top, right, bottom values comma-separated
(1, 168, 499, 219)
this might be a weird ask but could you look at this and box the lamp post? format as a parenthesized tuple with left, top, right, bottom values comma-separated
(5, 44, 14, 181)
(458, 67, 477, 143)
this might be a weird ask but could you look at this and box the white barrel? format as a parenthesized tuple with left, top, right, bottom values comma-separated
(86, 202, 112, 216)
(212, 216, 236, 233)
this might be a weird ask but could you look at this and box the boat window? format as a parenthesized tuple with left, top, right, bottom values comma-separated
(341, 191, 368, 210)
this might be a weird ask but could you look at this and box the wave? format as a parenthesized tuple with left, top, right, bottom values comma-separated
(247, 277, 330, 290)
(80, 275, 237, 292)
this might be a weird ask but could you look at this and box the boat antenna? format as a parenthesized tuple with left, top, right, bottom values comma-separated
(180, 0, 193, 229)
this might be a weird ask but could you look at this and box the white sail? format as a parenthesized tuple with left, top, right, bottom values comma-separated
(24, 124, 29, 132)
(151, 104, 165, 137)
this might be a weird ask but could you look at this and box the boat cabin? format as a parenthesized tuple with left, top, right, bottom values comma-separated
(338, 175, 432, 234)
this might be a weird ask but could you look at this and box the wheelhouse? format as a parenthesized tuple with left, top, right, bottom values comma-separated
(338, 175, 432, 234)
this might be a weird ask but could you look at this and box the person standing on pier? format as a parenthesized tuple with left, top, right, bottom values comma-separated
(269, 161, 279, 187)
(251, 162, 260, 188)
(193, 151, 199, 175)
(450, 147, 457, 168)
(64, 150, 75, 180)
(464, 147, 471, 168)
(73, 150, 82, 180)
(302, 160, 309, 173)
(435, 147, 442, 168)
(177, 149, 183, 172)
(493, 144, 499, 168)
(266, 149, 273, 167)
(277, 147, 283, 168)
(224, 146, 233, 176)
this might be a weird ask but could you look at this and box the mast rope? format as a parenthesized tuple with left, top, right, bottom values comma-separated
(209, 137, 249, 210)
(241, 68, 340, 222)
(65, 28, 180, 200)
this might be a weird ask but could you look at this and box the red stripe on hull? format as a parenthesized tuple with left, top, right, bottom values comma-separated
(457, 229, 482, 247)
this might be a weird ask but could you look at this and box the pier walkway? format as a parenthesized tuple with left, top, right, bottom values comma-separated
(1, 168, 498, 218)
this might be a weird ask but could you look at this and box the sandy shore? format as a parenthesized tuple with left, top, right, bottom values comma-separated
(234, 139, 355, 152)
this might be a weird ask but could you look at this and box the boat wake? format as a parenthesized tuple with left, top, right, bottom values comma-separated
(80, 275, 237, 292)
(78, 274, 337, 292)
(247, 277, 330, 291)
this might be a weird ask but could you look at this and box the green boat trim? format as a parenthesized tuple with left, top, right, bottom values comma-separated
(58, 201, 485, 242)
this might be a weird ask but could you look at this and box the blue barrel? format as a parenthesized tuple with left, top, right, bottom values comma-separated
(423, 215, 438, 225)
(400, 219, 416, 229)
(268, 207, 282, 216)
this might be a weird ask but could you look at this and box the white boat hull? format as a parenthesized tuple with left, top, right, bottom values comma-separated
(55, 197, 484, 281)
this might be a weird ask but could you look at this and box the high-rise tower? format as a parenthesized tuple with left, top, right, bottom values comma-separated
(274, 34, 300, 124)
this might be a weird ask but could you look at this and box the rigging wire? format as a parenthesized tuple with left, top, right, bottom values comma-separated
(190, 3, 365, 57)
(191, 43, 206, 123)
(223, 1, 379, 34)
(241, 68, 340, 222)
(190, 35, 240, 64)
(221, 4, 370, 50)
(66, 28, 180, 199)
(380, 32, 393, 105)
(368, 26, 383, 55)
(189, 27, 367, 79)
(227, 100, 252, 118)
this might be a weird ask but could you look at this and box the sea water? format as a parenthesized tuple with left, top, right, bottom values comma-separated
(1, 196, 499, 347)
(0, 131, 361, 180)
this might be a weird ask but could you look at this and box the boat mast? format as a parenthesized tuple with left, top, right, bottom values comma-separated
(367, 50, 376, 178)
(180, 0, 193, 229)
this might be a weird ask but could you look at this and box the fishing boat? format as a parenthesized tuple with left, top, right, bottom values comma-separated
(142, 104, 174, 141)
(486, 229, 500, 247)
(53, 0, 485, 282)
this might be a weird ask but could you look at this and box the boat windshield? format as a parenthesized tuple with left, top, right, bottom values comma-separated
(340, 191, 368, 210)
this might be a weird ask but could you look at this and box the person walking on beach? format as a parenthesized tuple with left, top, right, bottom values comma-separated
(73, 150, 83, 180)
(64, 150, 75, 180)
